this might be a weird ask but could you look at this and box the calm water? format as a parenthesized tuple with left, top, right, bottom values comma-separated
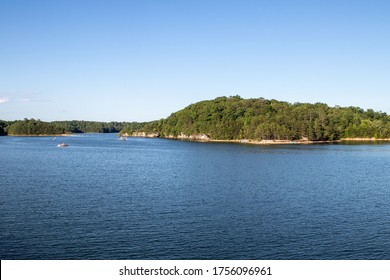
(1, 134, 390, 259)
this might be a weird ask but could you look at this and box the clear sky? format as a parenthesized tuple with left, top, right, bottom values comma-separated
(1, 0, 389, 122)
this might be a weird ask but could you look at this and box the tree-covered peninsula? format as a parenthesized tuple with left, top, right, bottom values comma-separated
(121, 96, 390, 142)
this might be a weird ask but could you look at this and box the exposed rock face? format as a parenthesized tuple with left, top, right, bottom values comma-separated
(123, 132, 160, 138)
(177, 133, 210, 141)
(127, 132, 210, 141)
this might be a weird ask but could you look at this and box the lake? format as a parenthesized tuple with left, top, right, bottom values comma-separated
(1, 134, 390, 259)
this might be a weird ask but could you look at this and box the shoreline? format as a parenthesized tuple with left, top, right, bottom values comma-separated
(5, 134, 72, 137)
(339, 138, 390, 141)
(124, 134, 390, 145)
(205, 138, 390, 145)
(208, 139, 339, 145)
(175, 138, 341, 145)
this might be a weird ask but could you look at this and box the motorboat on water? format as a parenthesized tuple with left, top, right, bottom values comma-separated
(57, 143, 69, 147)
(118, 136, 127, 141)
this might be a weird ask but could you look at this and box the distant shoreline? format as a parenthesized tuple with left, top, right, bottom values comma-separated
(4, 132, 120, 137)
(5, 134, 72, 137)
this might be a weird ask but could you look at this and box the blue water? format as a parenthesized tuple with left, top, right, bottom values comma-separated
(1, 134, 390, 259)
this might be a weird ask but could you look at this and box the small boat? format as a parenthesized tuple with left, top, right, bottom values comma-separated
(118, 136, 127, 141)
(57, 143, 69, 147)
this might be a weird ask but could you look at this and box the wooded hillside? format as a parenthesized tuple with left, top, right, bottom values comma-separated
(121, 96, 390, 141)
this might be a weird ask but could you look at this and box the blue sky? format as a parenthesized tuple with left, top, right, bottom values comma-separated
(1, 0, 389, 121)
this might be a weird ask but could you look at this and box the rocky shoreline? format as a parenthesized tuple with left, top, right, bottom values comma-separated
(122, 132, 390, 145)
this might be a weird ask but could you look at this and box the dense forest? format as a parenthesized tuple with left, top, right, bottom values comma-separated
(0, 119, 129, 135)
(121, 96, 390, 141)
(3, 96, 390, 140)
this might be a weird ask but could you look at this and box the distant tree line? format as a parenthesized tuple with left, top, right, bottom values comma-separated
(0, 119, 129, 135)
(121, 96, 390, 141)
(0, 120, 9, 136)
